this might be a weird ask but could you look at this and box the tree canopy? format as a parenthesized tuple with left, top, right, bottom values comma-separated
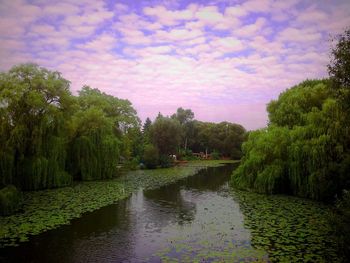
(232, 29, 350, 201)
(0, 64, 73, 190)
(0, 64, 141, 189)
(328, 28, 350, 104)
(232, 79, 350, 200)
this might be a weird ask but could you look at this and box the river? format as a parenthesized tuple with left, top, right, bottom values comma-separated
(0, 164, 340, 262)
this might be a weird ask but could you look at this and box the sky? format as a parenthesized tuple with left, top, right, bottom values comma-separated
(0, 0, 349, 130)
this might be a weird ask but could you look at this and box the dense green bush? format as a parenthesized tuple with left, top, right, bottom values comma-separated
(211, 151, 221, 160)
(0, 185, 22, 216)
(159, 155, 174, 168)
(124, 158, 140, 170)
(142, 144, 159, 169)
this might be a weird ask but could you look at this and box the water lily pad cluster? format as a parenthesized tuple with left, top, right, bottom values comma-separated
(147, 183, 268, 262)
(0, 160, 230, 248)
(231, 189, 341, 262)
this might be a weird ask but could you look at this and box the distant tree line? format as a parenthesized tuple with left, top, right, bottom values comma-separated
(141, 109, 246, 168)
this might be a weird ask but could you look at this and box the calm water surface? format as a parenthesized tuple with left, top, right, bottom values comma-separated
(2, 164, 339, 262)
(1, 165, 267, 262)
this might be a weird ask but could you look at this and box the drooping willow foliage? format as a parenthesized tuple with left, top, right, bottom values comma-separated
(232, 80, 350, 201)
(67, 107, 121, 181)
(0, 64, 73, 190)
(0, 64, 140, 193)
(232, 126, 290, 195)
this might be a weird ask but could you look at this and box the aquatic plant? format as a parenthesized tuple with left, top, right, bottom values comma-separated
(231, 189, 341, 262)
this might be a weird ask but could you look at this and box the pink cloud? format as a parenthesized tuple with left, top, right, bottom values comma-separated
(118, 28, 151, 45)
(250, 36, 285, 55)
(225, 6, 248, 17)
(77, 34, 117, 51)
(154, 28, 203, 43)
(195, 6, 223, 25)
(42, 3, 79, 16)
(0, 18, 26, 38)
(1, 0, 349, 130)
(124, 45, 173, 57)
(296, 10, 328, 24)
(210, 37, 245, 54)
(234, 17, 266, 37)
(278, 27, 322, 43)
(242, 0, 271, 13)
(143, 5, 194, 26)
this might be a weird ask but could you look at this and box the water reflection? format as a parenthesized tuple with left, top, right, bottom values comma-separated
(144, 184, 196, 226)
(1, 163, 261, 263)
(182, 164, 238, 192)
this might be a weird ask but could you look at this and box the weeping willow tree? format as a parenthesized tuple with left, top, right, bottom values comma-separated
(67, 86, 141, 181)
(232, 80, 350, 200)
(232, 126, 290, 194)
(76, 86, 141, 159)
(287, 98, 349, 200)
(0, 64, 73, 190)
(0, 65, 141, 192)
(69, 131, 120, 181)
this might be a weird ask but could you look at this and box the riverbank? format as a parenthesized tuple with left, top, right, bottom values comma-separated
(0, 160, 237, 248)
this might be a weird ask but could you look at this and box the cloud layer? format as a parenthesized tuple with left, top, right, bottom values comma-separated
(1, 0, 349, 129)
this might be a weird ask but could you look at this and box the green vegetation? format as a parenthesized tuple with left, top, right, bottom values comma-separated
(142, 144, 159, 169)
(232, 28, 350, 258)
(142, 108, 246, 165)
(232, 79, 344, 200)
(231, 190, 340, 262)
(0, 64, 73, 190)
(0, 160, 232, 247)
(328, 28, 350, 105)
(0, 185, 22, 216)
(0, 64, 139, 189)
(149, 115, 182, 156)
(331, 190, 350, 259)
(0, 63, 244, 216)
(232, 32, 350, 201)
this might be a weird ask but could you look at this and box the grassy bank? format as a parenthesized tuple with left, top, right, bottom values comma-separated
(0, 160, 237, 248)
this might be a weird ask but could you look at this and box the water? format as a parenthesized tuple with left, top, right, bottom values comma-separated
(0, 164, 339, 262)
(1, 165, 266, 262)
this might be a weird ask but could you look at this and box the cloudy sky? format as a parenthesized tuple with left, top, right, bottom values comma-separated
(0, 0, 349, 129)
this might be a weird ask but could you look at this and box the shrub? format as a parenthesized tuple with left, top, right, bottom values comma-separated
(183, 155, 199, 161)
(0, 185, 22, 216)
(142, 144, 159, 169)
(211, 151, 220, 160)
(124, 158, 140, 170)
(159, 155, 174, 168)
